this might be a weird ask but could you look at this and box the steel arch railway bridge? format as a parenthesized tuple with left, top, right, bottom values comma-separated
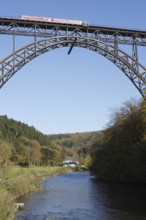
(0, 16, 146, 96)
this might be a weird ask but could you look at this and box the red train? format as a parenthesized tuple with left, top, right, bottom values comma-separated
(20, 15, 89, 26)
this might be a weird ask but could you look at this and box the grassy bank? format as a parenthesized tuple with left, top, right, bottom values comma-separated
(0, 165, 72, 220)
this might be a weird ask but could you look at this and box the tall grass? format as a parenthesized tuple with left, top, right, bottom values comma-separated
(0, 189, 15, 220)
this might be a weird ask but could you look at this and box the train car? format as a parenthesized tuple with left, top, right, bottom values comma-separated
(52, 18, 82, 25)
(20, 15, 89, 26)
(20, 15, 52, 22)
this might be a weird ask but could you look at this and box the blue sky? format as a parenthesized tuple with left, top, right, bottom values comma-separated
(0, 0, 145, 134)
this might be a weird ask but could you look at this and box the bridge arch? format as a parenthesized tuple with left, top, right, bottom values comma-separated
(0, 36, 146, 96)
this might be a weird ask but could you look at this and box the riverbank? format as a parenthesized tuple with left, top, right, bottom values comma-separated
(0, 165, 72, 220)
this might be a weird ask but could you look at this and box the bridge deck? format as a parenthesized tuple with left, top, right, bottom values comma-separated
(0, 16, 146, 38)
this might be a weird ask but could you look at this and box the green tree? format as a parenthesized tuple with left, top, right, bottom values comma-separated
(0, 141, 12, 167)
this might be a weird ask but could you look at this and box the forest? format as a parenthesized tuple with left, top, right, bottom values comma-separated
(0, 115, 62, 166)
(90, 97, 146, 183)
(47, 131, 101, 167)
(0, 115, 100, 168)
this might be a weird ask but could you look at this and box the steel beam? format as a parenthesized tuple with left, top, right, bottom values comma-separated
(68, 38, 77, 55)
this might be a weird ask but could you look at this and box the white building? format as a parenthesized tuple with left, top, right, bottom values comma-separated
(63, 157, 79, 168)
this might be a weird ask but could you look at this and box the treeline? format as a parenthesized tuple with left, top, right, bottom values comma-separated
(0, 115, 66, 167)
(0, 115, 50, 146)
(90, 97, 146, 183)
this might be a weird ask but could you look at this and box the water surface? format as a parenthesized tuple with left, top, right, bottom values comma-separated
(16, 172, 146, 220)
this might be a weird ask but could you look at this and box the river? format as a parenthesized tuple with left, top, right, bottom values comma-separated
(16, 172, 146, 220)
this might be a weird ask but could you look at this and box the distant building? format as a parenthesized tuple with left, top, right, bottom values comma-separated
(63, 157, 79, 168)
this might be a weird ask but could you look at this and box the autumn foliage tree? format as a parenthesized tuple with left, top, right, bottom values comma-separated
(90, 98, 146, 183)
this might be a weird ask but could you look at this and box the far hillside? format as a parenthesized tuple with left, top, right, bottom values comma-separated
(47, 131, 102, 166)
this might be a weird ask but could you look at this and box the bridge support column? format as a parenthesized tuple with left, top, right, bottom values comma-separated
(13, 34, 15, 67)
(132, 37, 139, 72)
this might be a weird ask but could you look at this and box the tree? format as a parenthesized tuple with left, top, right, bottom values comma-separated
(41, 146, 53, 165)
(140, 95, 146, 140)
(0, 141, 12, 167)
(90, 98, 146, 183)
(18, 138, 41, 166)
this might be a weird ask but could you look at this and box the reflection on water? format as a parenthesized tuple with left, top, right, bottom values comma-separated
(16, 172, 146, 220)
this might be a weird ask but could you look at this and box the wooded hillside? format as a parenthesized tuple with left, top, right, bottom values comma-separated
(0, 115, 57, 166)
(0, 115, 101, 167)
(48, 131, 101, 166)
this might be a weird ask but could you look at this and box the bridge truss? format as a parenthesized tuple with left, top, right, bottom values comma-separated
(0, 16, 146, 96)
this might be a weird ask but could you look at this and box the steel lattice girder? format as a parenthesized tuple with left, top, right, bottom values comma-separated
(0, 36, 146, 96)
(0, 17, 146, 46)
